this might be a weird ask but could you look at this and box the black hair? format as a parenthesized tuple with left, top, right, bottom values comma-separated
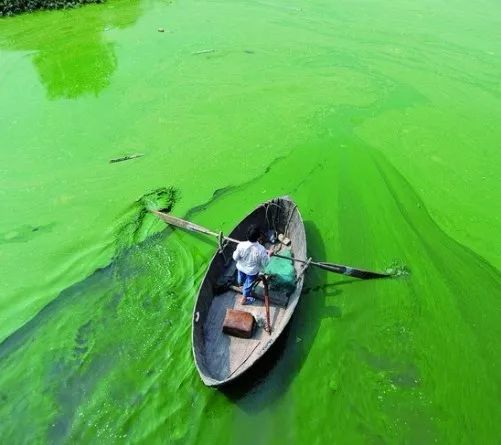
(246, 224, 261, 243)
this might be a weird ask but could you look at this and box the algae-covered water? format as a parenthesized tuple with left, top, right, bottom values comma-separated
(1, 0, 500, 443)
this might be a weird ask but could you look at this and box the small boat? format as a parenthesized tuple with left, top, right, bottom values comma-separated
(155, 196, 307, 386)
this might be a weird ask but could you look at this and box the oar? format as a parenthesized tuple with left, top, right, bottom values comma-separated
(272, 254, 389, 279)
(152, 211, 392, 279)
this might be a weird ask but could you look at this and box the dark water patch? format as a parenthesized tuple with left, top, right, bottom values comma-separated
(389, 368, 420, 389)
(357, 345, 421, 389)
(47, 350, 117, 444)
(0, 222, 56, 244)
(356, 423, 386, 445)
(303, 276, 382, 297)
(73, 320, 93, 361)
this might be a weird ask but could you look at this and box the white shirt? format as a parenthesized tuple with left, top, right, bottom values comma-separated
(232, 241, 270, 275)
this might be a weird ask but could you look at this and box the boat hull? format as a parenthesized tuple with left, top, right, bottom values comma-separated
(191, 196, 307, 387)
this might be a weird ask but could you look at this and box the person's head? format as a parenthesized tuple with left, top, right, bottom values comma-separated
(246, 224, 261, 243)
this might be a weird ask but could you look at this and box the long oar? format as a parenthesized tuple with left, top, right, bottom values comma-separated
(152, 211, 391, 279)
(272, 255, 389, 279)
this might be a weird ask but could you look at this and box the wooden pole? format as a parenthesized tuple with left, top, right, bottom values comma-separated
(261, 276, 271, 334)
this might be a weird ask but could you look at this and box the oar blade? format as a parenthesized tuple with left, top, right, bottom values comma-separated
(153, 211, 218, 237)
(345, 269, 390, 279)
(315, 262, 391, 279)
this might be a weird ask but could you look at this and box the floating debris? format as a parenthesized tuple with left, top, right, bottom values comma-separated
(244, 49, 255, 54)
(328, 376, 338, 392)
(158, 27, 165, 32)
(192, 49, 215, 55)
(109, 153, 144, 164)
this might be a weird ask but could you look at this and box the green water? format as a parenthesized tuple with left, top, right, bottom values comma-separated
(1, 0, 500, 442)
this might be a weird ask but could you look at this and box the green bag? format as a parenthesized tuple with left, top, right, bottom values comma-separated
(264, 248, 296, 293)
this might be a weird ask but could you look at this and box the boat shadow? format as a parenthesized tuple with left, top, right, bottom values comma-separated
(221, 220, 351, 409)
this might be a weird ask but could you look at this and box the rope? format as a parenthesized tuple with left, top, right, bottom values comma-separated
(218, 231, 228, 263)
(264, 201, 282, 234)
(284, 204, 297, 235)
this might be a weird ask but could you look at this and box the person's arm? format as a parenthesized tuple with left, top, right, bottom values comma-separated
(232, 244, 241, 261)
(260, 248, 271, 270)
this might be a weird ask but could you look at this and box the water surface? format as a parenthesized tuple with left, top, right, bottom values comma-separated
(0, 0, 500, 443)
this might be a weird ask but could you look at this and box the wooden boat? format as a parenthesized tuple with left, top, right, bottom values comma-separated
(155, 196, 307, 386)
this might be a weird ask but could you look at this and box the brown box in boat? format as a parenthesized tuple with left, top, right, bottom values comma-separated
(222, 309, 255, 339)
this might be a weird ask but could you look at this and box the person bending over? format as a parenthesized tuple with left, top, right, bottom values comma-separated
(232, 224, 273, 305)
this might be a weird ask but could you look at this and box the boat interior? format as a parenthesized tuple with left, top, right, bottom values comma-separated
(192, 198, 307, 385)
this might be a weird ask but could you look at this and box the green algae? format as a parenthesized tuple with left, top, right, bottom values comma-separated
(1, 0, 501, 443)
(1, 142, 499, 443)
(114, 186, 178, 254)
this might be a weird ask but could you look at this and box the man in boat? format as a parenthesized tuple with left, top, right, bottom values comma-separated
(232, 225, 273, 305)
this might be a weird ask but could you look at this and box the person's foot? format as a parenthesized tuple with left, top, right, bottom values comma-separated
(240, 296, 255, 305)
